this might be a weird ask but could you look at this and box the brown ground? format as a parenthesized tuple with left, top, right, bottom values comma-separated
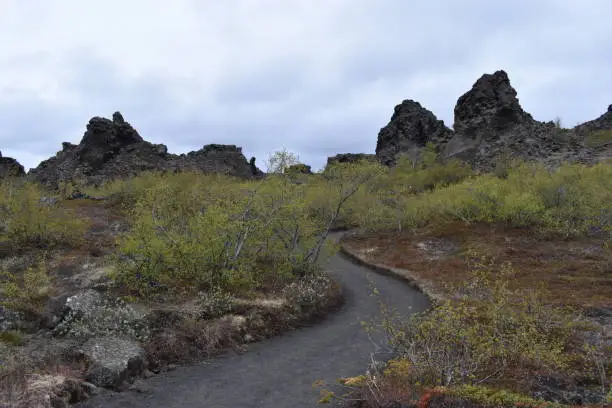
(342, 222, 612, 310)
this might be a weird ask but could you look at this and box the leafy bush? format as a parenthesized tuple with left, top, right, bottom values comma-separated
(378, 250, 578, 387)
(449, 384, 566, 408)
(0, 259, 52, 315)
(338, 151, 473, 232)
(0, 180, 88, 249)
(0, 330, 24, 346)
(389, 162, 612, 237)
(111, 165, 370, 297)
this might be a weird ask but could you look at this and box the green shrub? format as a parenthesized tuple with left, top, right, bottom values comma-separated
(450, 384, 566, 408)
(0, 331, 24, 346)
(0, 180, 88, 249)
(111, 171, 350, 297)
(392, 161, 612, 237)
(378, 250, 577, 387)
(0, 259, 52, 314)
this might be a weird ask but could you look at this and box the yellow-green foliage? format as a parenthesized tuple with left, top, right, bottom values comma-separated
(340, 150, 474, 231)
(111, 171, 353, 296)
(450, 384, 566, 408)
(390, 148, 474, 194)
(0, 331, 24, 346)
(379, 251, 577, 387)
(585, 129, 612, 148)
(0, 259, 52, 314)
(0, 180, 88, 249)
(393, 161, 612, 237)
(84, 171, 168, 209)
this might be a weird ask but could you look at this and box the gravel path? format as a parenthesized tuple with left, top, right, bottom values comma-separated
(77, 237, 430, 408)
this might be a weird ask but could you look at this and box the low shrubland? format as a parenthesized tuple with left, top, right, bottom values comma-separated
(331, 155, 611, 406)
(318, 250, 610, 406)
(351, 159, 612, 239)
(1, 149, 611, 406)
(109, 160, 381, 297)
(0, 179, 88, 251)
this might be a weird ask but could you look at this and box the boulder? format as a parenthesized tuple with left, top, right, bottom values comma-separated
(53, 289, 149, 340)
(78, 336, 147, 389)
(375, 100, 453, 165)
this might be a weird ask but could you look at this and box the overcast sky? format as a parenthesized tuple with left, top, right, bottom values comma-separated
(1, 0, 611, 171)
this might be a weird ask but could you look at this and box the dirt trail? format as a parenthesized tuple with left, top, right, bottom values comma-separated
(77, 234, 430, 408)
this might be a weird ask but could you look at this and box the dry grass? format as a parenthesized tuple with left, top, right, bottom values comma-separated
(0, 350, 88, 408)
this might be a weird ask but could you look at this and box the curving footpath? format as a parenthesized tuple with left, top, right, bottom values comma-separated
(77, 234, 430, 408)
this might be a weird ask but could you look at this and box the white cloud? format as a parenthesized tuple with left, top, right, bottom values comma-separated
(1, 0, 611, 171)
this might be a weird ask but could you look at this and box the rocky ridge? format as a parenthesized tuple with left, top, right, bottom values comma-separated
(0, 151, 26, 179)
(26, 112, 263, 188)
(374, 70, 612, 169)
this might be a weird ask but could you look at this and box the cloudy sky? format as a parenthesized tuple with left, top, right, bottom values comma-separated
(1, 0, 611, 171)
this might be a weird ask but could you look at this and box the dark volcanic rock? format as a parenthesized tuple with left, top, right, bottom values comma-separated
(326, 153, 378, 167)
(376, 100, 453, 165)
(574, 106, 612, 135)
(28, 112, 262, 187)
(441, 70, 549, 165)
(453, 70, 532, 136)
(0, 151, 26, 178)
(175, 144, 264, 178)
(375, 70, 597, 170)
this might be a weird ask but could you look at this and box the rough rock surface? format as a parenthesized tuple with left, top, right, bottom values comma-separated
(326, 153, 378, 167)
(441, 70, 568, 167)
(574, 105, 612, 135)
(27, 112, 263, 187)
(375, 70, 612, 169)
(53, 289, 149, 340)
(0, 150, 26, 178)
(78, 336, 147, 389)
(376, 100, 453, 165)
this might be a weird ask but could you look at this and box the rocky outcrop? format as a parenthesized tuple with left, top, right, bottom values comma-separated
(174, 144, 264, 178)
(441, 70, 568, 167)
(78, 336, 147, 389)
(326, 153, 378, 167)
(28, 112, 263, 188)
(376, 100, 453, 165)
(375, 70, 611, 169)
(0, 151, 25, 178)
(574, 105, 612, 135)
